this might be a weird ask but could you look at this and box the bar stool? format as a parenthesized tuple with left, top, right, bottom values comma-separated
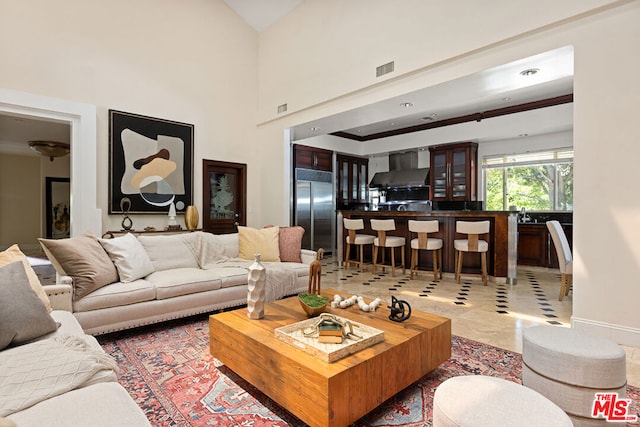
(343, 218, 375, 272)
(454, 220, 490, 286)
(408, 220, 442, 281)
(371, 219, 405, 277)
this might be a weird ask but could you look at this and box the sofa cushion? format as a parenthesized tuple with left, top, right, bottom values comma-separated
(99, 233, 155, 282)
(145, 268, 223, 299)
(39, 233, 119, 300)
(238, 226, 280, 262)
(0, 262, 58, 350)
(137, 234, 200, 271)
(182, 231, 229, 269)
(0, 244, 52, 312)
(7, 382, 151, 427)
(201, 265, 249, 289)
(73, 280, 156, 312)
(277, 226, 305, 263)
(278, 262, 311, 278)
(217, 233, 239, 258)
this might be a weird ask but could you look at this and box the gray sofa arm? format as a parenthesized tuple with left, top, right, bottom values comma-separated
(44, 283, 73, 312)
(300, 249, 318, 265)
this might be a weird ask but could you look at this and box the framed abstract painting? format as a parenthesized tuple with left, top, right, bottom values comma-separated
(109, 110, 194, 214)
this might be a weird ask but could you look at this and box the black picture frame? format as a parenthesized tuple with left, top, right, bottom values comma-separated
(45, 177, 71, 239)
(109, 110, 194, 214)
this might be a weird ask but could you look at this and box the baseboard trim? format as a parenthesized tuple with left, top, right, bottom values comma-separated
(572, 316, 640, 347)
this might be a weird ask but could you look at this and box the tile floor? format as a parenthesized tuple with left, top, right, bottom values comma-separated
(320, 255, 640, 387)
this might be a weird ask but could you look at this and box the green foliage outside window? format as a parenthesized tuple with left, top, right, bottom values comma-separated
(484, 153, 573, 211)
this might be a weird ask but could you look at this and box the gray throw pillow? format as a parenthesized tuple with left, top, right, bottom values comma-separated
(0, 261, 58, 350)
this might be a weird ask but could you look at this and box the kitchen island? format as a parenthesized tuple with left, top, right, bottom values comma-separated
(340, 210, 512, 279)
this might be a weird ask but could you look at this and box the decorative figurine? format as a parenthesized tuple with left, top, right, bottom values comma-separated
(388, 296, 412, 322)
(120, 197, 133, 231)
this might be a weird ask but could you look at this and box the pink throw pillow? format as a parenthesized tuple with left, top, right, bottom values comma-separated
(278, 226, 305, 263)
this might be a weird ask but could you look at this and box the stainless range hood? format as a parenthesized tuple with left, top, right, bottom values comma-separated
(369, 151, 429, 189)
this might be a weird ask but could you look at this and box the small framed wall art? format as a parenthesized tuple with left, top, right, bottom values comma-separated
(109, 110, 194, 214)
(45, 177, 71, 239)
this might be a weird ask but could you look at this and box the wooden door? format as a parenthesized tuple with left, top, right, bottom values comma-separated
(202, 160, 246, 234)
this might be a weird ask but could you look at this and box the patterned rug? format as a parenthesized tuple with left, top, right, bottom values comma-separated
(98, 314, 640, 426)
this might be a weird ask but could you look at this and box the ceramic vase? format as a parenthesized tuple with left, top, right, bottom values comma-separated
(247, 254, 266, 319)
(185, 205, 199, 230)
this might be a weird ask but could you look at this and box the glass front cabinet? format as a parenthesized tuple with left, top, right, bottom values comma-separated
(429, 141, 478, 202)
(337, 154, 369, 209)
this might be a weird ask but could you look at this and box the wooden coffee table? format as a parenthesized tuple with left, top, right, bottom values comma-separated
(209, 290, 451, 427)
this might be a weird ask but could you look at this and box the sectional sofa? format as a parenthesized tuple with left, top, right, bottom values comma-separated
(0, 246, 150, 426)
(38, 227, 316, 335)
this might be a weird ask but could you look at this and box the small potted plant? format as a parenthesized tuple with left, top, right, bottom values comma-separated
(299, 249, 328, 316)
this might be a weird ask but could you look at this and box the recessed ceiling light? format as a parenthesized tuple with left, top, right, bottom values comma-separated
(520, 68, 539, 76)
(502, 97, 511, 102)
(400, 102, 413, 108)
(309, 126, 319, 131)
(389, 122, 396, 126)
(421, 113, 438, 121)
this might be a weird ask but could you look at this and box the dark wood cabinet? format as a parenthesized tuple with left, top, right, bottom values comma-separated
(517, 223, 572, 268)
(337, 154, 369, 207)
(429, 142, 477, 201)
(517, 224, 547, 266)
(294, 144, 333, 172)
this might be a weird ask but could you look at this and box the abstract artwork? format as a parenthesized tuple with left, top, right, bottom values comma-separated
(46, 177, 70, 239)
(109, 110, 194, 214)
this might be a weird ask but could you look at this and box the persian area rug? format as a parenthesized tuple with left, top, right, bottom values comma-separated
(99, 314, 640, 427)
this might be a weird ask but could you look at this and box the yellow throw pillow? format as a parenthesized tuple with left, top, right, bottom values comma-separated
(0, 245, 53, 312)
(238, 226, 280, 262)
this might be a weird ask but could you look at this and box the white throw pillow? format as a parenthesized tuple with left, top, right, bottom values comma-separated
(99, 233, 155, 282)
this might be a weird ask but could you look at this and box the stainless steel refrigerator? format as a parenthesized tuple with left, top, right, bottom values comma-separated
(294, 168, 335, 253)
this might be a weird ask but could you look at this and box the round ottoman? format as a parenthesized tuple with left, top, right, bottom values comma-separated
(522, 326, 627, 426)
(432, 375, 572, 426)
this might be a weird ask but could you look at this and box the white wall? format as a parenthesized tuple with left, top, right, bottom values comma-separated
(255, 1, 640, 345)
(0, 154, 40, 249)
(0, 0, 259, 231)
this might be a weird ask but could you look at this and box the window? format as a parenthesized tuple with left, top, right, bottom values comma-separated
(483, 149, 573, 211)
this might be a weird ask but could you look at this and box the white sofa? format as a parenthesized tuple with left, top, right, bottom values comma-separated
(40, 229, 316, 335)
(0, 286, 150, 426)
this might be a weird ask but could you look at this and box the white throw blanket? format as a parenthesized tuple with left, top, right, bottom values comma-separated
(208, 258, 299, 302)
(0, 335, 118, 416)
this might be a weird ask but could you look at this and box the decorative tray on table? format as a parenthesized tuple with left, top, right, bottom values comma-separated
(275, 314, 385, 363)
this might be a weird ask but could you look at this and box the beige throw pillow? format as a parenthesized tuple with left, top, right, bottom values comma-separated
(0, 245, 52, 312)
(39, 233, 119, 300)
(238, 226, 280, 262)
(99, 233, 155, 282)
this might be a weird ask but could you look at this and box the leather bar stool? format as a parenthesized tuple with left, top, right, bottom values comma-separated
(408, 220, 442, 281)
(342, 218, 375, 272)
(371, 219, 405, 277)
(454, 220, 490, 286)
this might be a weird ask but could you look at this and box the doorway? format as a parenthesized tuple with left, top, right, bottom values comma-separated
(202, 159, 247, 234)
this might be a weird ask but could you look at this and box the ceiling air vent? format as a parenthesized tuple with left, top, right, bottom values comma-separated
(277, 103, 288, 114)
(376, 61, 394, 77)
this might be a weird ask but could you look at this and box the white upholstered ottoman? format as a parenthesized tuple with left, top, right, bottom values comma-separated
(432, 375, 572, 426)
(522, 326, 627, 426)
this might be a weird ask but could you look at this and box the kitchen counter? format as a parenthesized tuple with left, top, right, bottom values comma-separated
(341, 210, 512, 278)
